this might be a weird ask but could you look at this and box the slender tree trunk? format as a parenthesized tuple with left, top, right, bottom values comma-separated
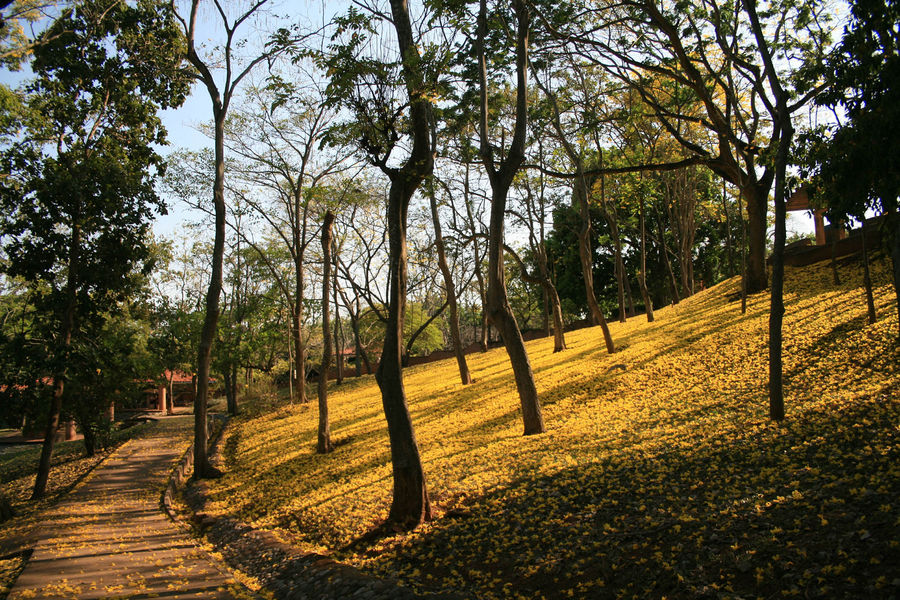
(32, 225, 79, 500)
(333, 267, 344, 385)
(739, 186, 748, 314)
(768, 177, 787, 421)
(541, 287, 550, 337)
(547, 284, 566, 352)
(538, 79, 611, 347)
(193, 109, 226, 480)
(860, 217, 876, 325)
(485, 195, 544, 434)
(623, 258, 636, 317)
(764, 133, 791, 421)
(478, 0, 544, 436)
(287, 318, 294, 402)
(656, 213, 681, 305)
(575, 175, 609, 336)
(317, 212, 334, 454)
(722, 178, 736, 277)
(614, 242, 627, 323)
(429, 182, 472, 385)
(293, 272, 307, 403)
(462, 162, 490, 352)
(888, 210, 900, 334)
(638, 197, 654, 322)
(373, 0, 435, 529)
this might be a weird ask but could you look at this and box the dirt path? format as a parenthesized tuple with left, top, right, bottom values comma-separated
(8, 416, 252, 599)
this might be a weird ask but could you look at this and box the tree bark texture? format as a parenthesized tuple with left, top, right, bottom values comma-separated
(373, 0, 435, 528)
(32, 225, 79, 500)
(193, 108, 226, 479)
(478, 0, 545, 436)
(317, 212, 334, 454)
(429, 184, 473, 384)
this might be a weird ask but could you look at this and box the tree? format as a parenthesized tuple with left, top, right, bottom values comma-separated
(0, 0, 188, 499)
(317, 211, 334, 454)
(542, 0, 832, 297)
(320, 0, 442, 528)
(476, 0, 545, 435)
(426, 178, 472, 383)
(172, 0, 281, 479)
(534, 68, 615, 350)
(221, 78, 357, 405)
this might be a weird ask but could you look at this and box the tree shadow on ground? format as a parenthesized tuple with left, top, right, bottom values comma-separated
(359, 392, 900, 600)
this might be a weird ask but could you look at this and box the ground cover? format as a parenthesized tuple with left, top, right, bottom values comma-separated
(0, 421, 156, 512)
(207, 255, 899, 599)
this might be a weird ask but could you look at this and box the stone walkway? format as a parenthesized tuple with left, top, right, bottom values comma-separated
(9, 417, 251, 599)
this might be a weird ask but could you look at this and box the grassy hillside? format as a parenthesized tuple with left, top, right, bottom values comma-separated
(208, 255, 899, 599)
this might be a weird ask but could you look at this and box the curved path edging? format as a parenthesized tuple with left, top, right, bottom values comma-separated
(170, 419, 463, 600)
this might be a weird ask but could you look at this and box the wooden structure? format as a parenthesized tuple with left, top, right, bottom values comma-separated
(778, 187, 885, 267)
(144, 370, 195, 413)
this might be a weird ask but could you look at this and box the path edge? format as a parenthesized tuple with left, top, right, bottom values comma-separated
(164, 417, 462, 600)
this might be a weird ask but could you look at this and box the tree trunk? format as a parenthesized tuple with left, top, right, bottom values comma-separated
(623, 255, 636, 317)
(548, 284, 566, 352)
(293, 273, 307, 403)
(428, 182, 473, 385)
(82, 420, 96, 457)
(656, 211, 681, 305)
(32, 223, 80, 500)
(317, 212, 334, 454)
(887, 211, 900, 333)
(860, 217, 876, 325)
(193, 107, 226, 480)
(541, 287, 550, 338)
(333, 270, 344, 385)
(374, 0, 435, 529)
(377, 176, 431, 526)
(722, 179, 736, 277)
(638, 196, 654, 322)
(614, 241, 627, 323)
(575, 176, 609, 336)
(462, 162, 490, 353)
(229, 364, 239, 416)
(745, 183, 769, 294)
(539, 78, 612, 349)
(479, 0, 545, 436)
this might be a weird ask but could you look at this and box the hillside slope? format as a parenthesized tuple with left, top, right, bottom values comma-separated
(206, 255, 899, 599)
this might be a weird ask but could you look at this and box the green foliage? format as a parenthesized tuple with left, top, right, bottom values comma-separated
(798, 0, 900, 220)
(0, 0, 189, 449)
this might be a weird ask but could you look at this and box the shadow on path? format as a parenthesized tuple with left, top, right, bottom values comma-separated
(8, 416, 251, 599)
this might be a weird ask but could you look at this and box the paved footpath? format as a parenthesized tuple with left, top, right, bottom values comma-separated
(9, 416, 251, 599)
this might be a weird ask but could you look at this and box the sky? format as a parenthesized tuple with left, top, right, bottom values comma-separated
(0, 0, 818, 242)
